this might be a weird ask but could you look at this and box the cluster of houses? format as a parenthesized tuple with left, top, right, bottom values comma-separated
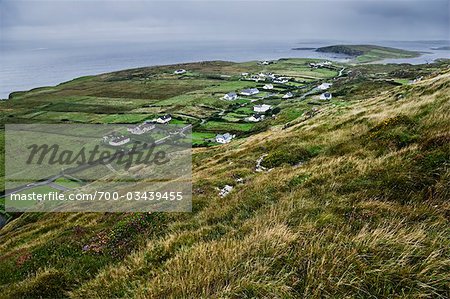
(241, 72, 290, 84)
(315, 82, 332, 100)
(102, 114, 173, 147)
(127, 123, 155, 135)
(259, 60, 273, 65)
(316, 82, 333, 100)
(309, 61, 332, 68)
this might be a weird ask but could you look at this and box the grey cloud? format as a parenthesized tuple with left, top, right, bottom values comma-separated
(1, 0, 448, 44)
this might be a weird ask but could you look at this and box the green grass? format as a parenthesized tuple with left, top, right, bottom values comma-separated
(53, 178, 83, 189)
(98, 114, 152, 123)
(200, 120, 255, 133)
(0, 58, 449, 298)
(192, 132, 217, 146)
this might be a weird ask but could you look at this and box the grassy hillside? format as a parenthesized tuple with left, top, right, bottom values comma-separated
(0, 59, 449, 298)
(316, 44, 421, 63)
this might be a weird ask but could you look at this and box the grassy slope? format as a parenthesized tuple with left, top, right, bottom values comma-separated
(0, 62, 449, 298)
(316, 44, 420, 63)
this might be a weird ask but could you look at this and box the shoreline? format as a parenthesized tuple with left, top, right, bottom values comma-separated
(3, 52, 449, 100)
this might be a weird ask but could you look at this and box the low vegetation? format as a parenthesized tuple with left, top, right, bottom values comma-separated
(0, 57, 449, 298)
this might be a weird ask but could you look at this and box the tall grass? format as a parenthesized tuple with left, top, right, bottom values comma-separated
(1, 69, 449, 298)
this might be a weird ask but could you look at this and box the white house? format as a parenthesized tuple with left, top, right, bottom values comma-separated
(240, 88, 260, 96)
(174, 69, 187, 75)
(247, 114, 265, 122)
(283, 92, 294, 99)
(156, 114, 172, 124)
(250, 75, 260, 82)
(241, 72, 249, 76)
(127, 123, 155, 135)
(223, 92, 238, 101)
(261, 60, 270, 65)
(310, 61, 332, 68)
(263, 84, 274, 90)
(253, 104, 272, 113)
(108, 136, 130, 146)
(273, 78, 289, 84)
(320, 92, 332, 100)
(317, 83, 332, 90)
(216, 133, 234, 144)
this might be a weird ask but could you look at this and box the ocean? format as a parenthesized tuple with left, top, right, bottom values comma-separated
(0, 39, 448, 99)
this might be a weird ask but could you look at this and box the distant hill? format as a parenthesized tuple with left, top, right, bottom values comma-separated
(431, 46, 450, 50)
(316, 44, 420, 63)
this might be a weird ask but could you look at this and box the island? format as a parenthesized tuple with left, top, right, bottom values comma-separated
(431, 46, 450, 50)
(316, 44, 421, 63)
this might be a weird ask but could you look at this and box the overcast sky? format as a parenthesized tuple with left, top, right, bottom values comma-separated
(1, 0, 449, 45)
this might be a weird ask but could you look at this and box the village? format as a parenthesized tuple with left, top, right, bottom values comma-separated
(104, 61, 338, 147)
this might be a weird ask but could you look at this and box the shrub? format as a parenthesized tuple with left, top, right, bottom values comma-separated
(261, 145, 321, 168)
(367, 115, 418, 151)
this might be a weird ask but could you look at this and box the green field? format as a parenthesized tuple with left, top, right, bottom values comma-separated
(192, 132, 217, 146)
(200, 120, 256, 132)
(53, 178, 83, 189)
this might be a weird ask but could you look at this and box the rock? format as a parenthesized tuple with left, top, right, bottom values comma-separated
(219, 185, 233, 197)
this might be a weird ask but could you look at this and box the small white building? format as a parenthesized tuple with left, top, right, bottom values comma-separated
(263, 84, 274, 90)
(283, 92, 294, 99)
(127, 123, 155, 135)
(108, 136, 130, 146)
(247, 114, 265, 122)
(273, 78, 289, 84)
(240, 88, 260, 96)
(320, 92, 332, 100)
(241, 72, 249, 77)
(174, 69, 187, 75)
(216, 133, 234, 144)
(156, 114, 172, 124)
(250, 75, 260, 82)
(253, 104, 272, 113)
(223, 92, 238, 101)
(317, 83, 332, 90)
